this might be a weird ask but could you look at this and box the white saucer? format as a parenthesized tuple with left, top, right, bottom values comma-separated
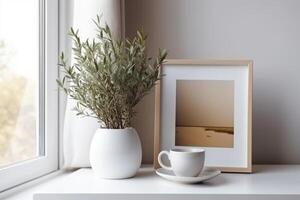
(156, 167, 221, 184)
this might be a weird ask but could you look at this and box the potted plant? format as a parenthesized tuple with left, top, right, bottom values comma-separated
(57, 16, 167, 179)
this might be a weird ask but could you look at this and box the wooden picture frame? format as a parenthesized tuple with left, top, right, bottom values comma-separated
(153, 59, 253, 173)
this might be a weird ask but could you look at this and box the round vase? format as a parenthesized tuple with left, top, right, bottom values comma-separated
(89, 127, 142, 179)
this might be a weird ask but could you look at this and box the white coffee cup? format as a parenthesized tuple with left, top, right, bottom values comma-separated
(158, 148, 205, 177)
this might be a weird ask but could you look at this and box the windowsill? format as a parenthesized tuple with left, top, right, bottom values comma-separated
(0, 170, 69, 200)
(2, 165, 300, 200)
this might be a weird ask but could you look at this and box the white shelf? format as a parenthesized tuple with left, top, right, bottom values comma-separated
(31, 165, 300, 200)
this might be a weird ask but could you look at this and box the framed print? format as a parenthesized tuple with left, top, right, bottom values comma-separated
(154, 59, 253, 173)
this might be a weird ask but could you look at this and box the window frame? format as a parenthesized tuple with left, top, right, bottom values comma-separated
(0, 0, 59, 192)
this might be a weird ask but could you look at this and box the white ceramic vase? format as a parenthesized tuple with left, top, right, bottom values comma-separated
(89, 127, 142, 179)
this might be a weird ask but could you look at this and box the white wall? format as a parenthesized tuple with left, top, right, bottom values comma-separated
(125, 0, 300, 164)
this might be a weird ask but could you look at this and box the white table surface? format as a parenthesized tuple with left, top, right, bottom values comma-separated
(4, 165, 300, 200)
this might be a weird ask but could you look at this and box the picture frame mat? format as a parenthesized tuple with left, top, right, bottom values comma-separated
(153, 59, 253, 173)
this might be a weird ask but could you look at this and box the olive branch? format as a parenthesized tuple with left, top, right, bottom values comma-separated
(57, 15, 167, 129)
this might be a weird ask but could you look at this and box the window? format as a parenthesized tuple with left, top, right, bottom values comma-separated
(0, 0, 58, 192)
(0, 0, 40, 167)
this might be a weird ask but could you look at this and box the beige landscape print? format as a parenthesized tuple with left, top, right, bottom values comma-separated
(175, 80, 234, 148)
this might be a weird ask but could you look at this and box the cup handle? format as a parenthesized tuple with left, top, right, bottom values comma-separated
(158, 150, 172, 170)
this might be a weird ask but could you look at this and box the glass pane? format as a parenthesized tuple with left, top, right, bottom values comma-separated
(0, 0, 40, 167)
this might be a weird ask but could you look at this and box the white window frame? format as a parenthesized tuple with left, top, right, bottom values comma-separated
(0, 0, 59, 192)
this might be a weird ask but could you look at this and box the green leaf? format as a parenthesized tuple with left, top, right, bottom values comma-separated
(56, 14, 168, 129)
